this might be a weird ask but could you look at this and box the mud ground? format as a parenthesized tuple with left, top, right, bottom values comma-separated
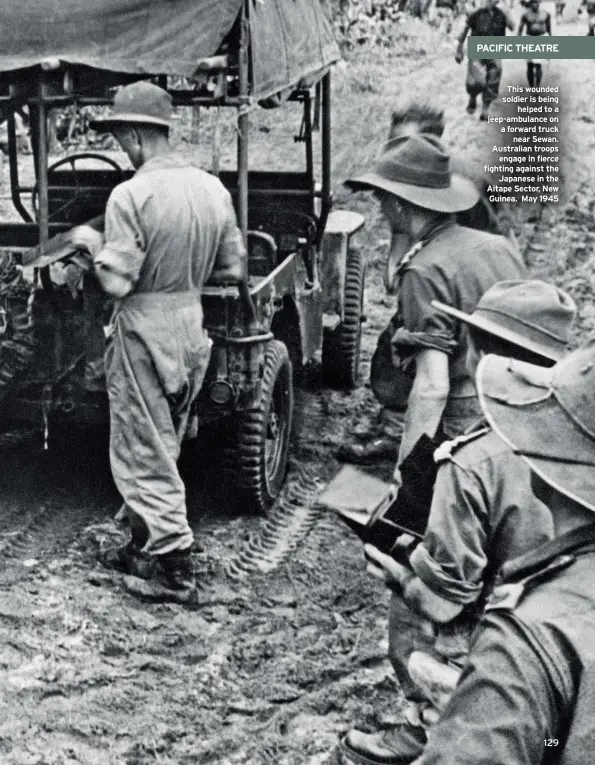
(1, 7, 595, 765)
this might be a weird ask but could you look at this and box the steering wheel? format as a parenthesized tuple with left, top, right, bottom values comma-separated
(32, 152, 126, 221)
(32, 153, 125, 293)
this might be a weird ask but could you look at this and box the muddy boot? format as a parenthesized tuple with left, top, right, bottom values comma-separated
(123, 548, 199, 606)
(339, 721, 427, 765)
(98, 539, 157, 580)
(466, 95, 477, 114)
(479, 102, 490, 121)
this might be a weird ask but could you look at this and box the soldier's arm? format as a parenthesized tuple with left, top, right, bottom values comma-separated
(409, 450, 492, 616)
(392, 264, 461, 473)
(365, 545, 463, 623)
(208, 189, 248, 285)
(457, 17, 471, 45)
(93, 187, 144, 298)
(456, 17, 471, 60)
(396, 348, 450, 471)
(502, 5, 516, 30)
(546, 12, 552, 33)
(518, 13, 527, 34)
(402, 573, 464, 623)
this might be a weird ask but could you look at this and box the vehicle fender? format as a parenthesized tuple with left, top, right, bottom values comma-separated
(320, 209, 365, 322)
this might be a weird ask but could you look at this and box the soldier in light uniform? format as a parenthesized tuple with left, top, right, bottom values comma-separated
(427, 0, 458, 34)
(73, 82, 246, 605)
(340, 280, 576, 765)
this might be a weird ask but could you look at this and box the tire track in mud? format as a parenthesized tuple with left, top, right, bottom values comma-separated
(224, 385, 337, 581)
(0, 502, 53, 560)
(0, 427, 116, 562)
(0, 431, 53, 561)
(0, 386, 340, 573)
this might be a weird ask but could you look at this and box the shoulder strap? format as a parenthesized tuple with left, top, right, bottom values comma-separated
(499, 522, 595, 584)
(433, 426, 491, 464)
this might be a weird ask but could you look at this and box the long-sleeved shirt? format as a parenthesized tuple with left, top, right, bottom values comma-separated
(95, 153, 245, 296)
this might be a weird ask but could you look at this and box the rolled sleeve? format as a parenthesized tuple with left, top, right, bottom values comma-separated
(409, 460, 488, 606)
(94, 185, 146, 287)
(395, 268, 458, 356)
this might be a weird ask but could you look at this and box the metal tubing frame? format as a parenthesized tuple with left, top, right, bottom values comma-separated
(32, 79, 53, 290)
(303, 91, 314, 191)
(7, 110, 33, 222)
(0, 94, 245, 108)
(318, 71, 332, 243)
(36, 90, 49, 244)
(235, 0, 258, 331)
(237, 1, 249, 242)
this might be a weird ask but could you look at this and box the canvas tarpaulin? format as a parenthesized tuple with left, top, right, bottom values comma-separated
(0, 0, 340, 99)
(0, 0, 243, 79)
(249, 0, 340, 100)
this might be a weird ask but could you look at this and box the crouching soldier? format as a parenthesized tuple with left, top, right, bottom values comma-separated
(408, 338, 595, 765)
(339, 280, 576, 765)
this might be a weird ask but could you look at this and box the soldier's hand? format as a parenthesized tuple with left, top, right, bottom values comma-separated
(68, 224, 104, 258)
(365, 554, 387, 583)
(364, 544, 410, 589)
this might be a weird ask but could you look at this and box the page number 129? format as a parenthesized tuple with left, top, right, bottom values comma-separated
(545, 739, 559, 747)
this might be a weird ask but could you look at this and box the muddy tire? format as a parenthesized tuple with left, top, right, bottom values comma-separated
(233, 339, 294, 514)
(322, 247, 365, 389)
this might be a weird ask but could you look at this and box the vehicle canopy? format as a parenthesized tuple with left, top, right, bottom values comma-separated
(0, 0, 340, 99)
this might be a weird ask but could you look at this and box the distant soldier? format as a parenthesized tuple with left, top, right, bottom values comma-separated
(455, 0, 515, 121)
(0, 108, 31, 156)
(518, 0, 552, 87)
(428, 0, 458, 33)
(580, 0, 595, 34)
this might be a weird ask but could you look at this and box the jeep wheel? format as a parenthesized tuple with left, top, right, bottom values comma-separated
(322, 247, 365, 389)
(236, 339, 294, 513)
